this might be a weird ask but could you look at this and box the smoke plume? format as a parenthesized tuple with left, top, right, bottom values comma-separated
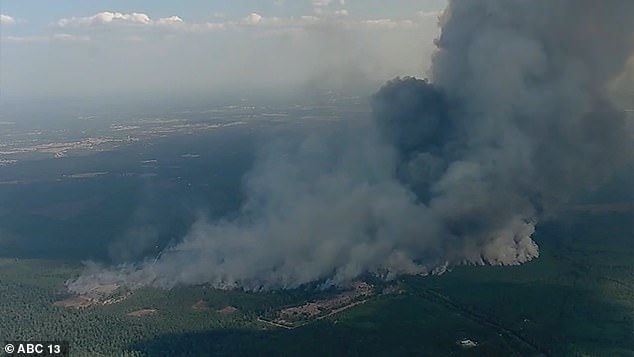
(68, 0, 633, 293)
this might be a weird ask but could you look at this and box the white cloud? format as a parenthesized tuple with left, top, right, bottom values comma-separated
(53, 11, 307, 32)
(155, 16, 184, 26)
(242, 13, 264, 25)
(56, 12, 184, 28)
(0, 14, 16, 26)
(50, 10, 428, 36)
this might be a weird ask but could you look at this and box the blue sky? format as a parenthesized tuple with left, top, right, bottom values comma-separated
(0, 1, 447, 99)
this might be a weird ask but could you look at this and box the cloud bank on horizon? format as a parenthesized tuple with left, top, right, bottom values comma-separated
(67, 0, 634, 292)
(0, 1, 443, 98)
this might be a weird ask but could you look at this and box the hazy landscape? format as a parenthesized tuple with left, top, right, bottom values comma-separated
(0, 101, 631, 355)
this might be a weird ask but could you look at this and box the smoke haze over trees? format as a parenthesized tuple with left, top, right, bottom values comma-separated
(69, 0, 634, 293)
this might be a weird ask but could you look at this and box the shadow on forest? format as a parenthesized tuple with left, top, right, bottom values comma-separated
(130, 211, 634, 357)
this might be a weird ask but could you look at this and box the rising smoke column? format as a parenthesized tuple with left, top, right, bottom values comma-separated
(68, 0, 633, 293)
(373, 0, 634, 266)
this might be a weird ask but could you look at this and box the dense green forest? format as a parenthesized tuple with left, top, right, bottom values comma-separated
(0, 210, 631, 356)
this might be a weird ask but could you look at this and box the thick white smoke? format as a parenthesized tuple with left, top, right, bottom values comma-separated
(68, 0, 633, 293)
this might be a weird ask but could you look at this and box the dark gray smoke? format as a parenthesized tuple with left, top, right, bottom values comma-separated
(68, 0, 634, 293)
